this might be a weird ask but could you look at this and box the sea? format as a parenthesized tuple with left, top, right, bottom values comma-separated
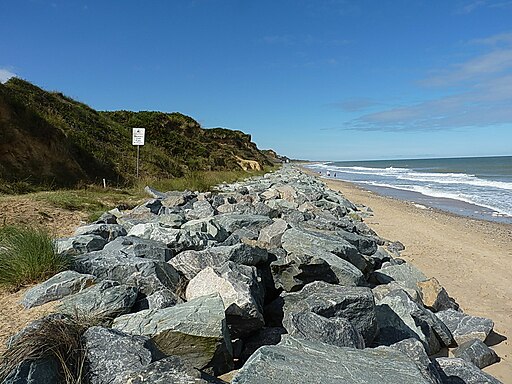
(306, 156, 512, 224)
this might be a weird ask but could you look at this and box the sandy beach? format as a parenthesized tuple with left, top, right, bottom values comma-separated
(321, 177, 512, 382)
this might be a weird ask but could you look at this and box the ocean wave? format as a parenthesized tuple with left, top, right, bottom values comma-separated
(311, 164, 512, 190)
(358, 181, 512, 216)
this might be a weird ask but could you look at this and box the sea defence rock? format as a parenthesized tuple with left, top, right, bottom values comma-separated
(185, 262, 265, 338)
(22, 270, 95, 308)
(112, 294, 233, 375)
(14, 165, 501, 383)
(58, 280, 138, 319)
(232, 336, 434, 384)
(435, 308, 494, 345)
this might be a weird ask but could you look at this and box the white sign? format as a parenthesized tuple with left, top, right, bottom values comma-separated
(132, 128, 145, 146)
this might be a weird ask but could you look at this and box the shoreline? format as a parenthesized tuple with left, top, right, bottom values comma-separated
(320, 175, 512, 382)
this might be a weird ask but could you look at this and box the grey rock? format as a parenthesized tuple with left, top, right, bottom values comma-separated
(186, 262, 265, 338)
(55, 234, 107, 256)
(103, 236, 172, 262)
(2, 357, 61, 384)
(94, 212, 118, 224)
(374, 262, 428, 292)
(453, 338, 500, 369)
(387, 241, 405, 254)
(113, 356, 213, 384)
(83, 326, 157, 384)
(167, 230, 212, 254)
(436, 309, 494, 345)
(74, 250, 181, 295)
(335, 229, 378, 256)
(232, 335, 434, 384)
(127, 222, 180, 244)
(267, 281, 377, 345)
(170, 243, 268, 280)
(131, 199, 163, 215)
(112, 294, 233, 375)
(239, 327, 286, 362)
(316, 251, 364, 286)
(161, 191, 194, 208)
(286, 311, 365, 349)
(375, 289, 453, 354)
(388, 338, 443, 384)
(181, 217, 229, 242)
(281, 227, 367, 272)
(74, 224, 127, 241)
(144, 185, 166, 199)
(185, 200, 216, 220)
(270, 252, 338, 292)
(435, 357, 502, 384)
(58, 280, 138, 319)
(215, 214, 272, 234)
(257, 218, 289, 248)
(152, 212, 184, 228)
(372, 281, 421, 303)
(265, 198, 298, 213)
(22, 270, 96, 309)
(135, 289, 180, 311)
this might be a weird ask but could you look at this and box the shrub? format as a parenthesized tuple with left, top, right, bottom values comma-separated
(0, 225, 70, 290)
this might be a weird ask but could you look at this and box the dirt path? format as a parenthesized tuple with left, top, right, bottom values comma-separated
(324, 178, 512, 382)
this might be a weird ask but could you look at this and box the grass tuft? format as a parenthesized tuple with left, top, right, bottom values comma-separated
(0, 315, 91, 383)
(0, 225, 70, 291)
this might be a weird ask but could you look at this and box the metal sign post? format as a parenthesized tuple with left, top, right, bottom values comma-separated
(132, 128, 145, 178)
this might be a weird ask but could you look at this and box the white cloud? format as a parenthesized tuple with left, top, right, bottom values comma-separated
(0, 68, 16, 83)
(343, 32, 512, 132)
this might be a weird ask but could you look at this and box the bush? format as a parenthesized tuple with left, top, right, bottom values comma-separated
(0, 225, 70, 290)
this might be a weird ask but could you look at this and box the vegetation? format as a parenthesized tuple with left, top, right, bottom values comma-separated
(0, 226, 70, 290)
(0, 315, 90, 383)
(0, 78, 279, 190)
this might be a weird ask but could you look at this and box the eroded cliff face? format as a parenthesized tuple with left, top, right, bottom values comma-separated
(0, 79, 278, 188)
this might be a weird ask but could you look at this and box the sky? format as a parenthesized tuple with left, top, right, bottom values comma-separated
(1, 0, 512, 161)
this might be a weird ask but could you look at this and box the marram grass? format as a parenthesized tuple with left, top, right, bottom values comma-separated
(0, 225, 70, 291)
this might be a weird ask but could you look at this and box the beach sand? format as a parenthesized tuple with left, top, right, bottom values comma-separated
(322, 177, 512, 382)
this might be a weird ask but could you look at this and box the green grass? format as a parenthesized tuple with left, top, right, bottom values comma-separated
(0, 226, 70, 290)
(136, 168, 272, 193)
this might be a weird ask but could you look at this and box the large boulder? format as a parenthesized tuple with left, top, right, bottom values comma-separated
(452, 338, 500, 369)
(281, 227, 367, 272)
(169, 243, 268, 280)
(435, 309, 494, 345)
(185, 200, 216, 220)
(55, 234, 107, 257)
(266, 281, 377, 345)
(257, 218, 289, 248)
(73, 250, 181, 295)
(373, 263, 428, 292)
(82, 326, 157, 384)
(58, 280, 138, 319)
(286, 311, 365, 349)
(113, 356, 215, 384)
(22, 270, 96, 309)
(232, 335, 434, 384)
(214, 214, 273, 234)
(435, 357, 502, 384)
(112, 294, 233, 375)
(102, 236, 173, 262)
(74, 224, 127, 241)
(127, 223, 180, 244)
(2, 357, 61, 384)
(375, 289, 453, 354)
(186, 262, 265, 338)
(181, 217, 229, 242)
(387, 338, 443, 384)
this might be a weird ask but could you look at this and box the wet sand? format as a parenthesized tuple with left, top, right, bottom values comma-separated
(322, 177, 512, 382)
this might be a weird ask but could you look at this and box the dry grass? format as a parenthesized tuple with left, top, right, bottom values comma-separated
(0, 315, 90, 383)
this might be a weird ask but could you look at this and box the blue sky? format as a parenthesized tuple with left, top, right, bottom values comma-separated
(1, 0, 512, 161)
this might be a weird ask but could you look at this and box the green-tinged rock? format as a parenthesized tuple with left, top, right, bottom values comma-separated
(232, 336, 434, 384)
(112, 293, 233, 375)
